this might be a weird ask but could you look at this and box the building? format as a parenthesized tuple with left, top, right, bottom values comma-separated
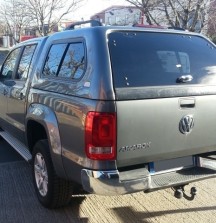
(91, 5, 143, 26)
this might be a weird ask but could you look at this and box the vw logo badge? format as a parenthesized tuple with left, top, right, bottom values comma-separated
(179, 115, 194, 134)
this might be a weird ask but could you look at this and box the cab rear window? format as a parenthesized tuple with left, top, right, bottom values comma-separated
(108, 31, 216, 88)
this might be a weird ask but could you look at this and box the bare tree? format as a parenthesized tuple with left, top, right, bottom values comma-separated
(25, 0, 85, 36)
(160, 0, 210, 32)
(0, 0, 31, 43)
(206, 0, 216, 40)
(125, 0, 212, 32)
(0, 0, 85, 44)
(125, 0, 162, 25)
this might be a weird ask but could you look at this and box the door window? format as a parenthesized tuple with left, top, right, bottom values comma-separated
(17, 44, 37, 80)
(1, 48, 21, 79)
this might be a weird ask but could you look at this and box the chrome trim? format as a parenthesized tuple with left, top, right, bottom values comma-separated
(81, 169, 150, 195)
(81, 156, 216, 195)
(179, 115, 194, 134)
(150, 165, 194, 176)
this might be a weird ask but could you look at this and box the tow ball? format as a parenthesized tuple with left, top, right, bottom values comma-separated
(172, 185, 197, 201)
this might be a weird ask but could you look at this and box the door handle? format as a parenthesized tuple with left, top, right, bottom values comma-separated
(179, 98, 195, 109)
(19, 92, 24, 100)
(176, 75, 193, 83)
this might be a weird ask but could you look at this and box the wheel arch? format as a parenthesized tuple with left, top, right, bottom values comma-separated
(26, 103, 67, 179)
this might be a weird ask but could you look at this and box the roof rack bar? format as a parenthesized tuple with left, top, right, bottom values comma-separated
(65, 20, 103, 30)
(168, 26, 185, 31)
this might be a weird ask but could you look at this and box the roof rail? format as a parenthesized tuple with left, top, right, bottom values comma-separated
(168, 26, 185, 31)
(65, 20, 103, 30)
(133, 24, 165, 29)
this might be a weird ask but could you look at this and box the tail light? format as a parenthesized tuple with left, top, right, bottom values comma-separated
(85, 112, 116, 160)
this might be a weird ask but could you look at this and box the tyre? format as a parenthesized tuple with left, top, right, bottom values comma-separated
(32, 140, 73, 208)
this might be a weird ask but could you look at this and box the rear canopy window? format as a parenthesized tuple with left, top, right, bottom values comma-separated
(43, 42, 85, 80)
(108, 32, 216, 88)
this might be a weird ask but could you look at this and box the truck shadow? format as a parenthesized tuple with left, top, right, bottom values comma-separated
(111, 205, 216, 223)
(0, 160, 89, 223)
(48, 195, 89, 223)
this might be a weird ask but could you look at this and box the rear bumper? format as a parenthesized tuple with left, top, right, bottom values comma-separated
(81, 157, 216, 195)
(81, 169, 150, 195)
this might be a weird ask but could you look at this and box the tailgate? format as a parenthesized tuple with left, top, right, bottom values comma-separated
(116, 95, 216, 167)
(107, 31, 216, 168)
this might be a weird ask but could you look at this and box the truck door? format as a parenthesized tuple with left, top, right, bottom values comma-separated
(6, 44, 37, 143)
(0, 48, 21, 131)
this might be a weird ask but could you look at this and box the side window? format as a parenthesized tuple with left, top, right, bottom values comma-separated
(17, 44, 37, 80)
(42, 42, 86, 80)
(43, 44, 67, 77)
(1, 48, 21, 79)
(58, 43, 85, 79)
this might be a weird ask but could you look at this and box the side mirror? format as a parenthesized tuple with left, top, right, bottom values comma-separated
(0, 70, 13, 81)
(0, 69, 13, 79)
(3, 80, 16, 86)
(5, 70, 13, 79)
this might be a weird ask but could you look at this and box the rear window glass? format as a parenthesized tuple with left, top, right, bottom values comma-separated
(108, 32, 216, 88)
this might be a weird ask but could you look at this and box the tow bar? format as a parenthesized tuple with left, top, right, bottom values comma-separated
(172, 185, 197, 201)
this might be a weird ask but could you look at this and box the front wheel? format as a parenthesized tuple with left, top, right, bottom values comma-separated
(32, 140, 73, 208)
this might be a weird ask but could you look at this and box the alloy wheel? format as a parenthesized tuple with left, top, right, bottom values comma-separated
(34, 153, 48, 197)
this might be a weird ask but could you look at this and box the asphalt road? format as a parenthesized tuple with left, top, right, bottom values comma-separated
(1, 138, 216, 223)
(0, 138, 23, 163)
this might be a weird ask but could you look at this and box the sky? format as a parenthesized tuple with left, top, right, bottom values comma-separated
(71, 0, 131, 20)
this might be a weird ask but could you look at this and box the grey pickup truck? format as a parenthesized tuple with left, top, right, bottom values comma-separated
(0, 20, 216, 208)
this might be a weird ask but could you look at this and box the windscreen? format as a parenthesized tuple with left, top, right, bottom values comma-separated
(108, 31, 216, 88)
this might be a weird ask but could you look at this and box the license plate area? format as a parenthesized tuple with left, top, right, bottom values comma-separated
(149, 156, 195, 174)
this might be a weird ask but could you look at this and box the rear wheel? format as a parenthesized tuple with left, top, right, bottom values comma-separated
(32, 140, 73, 208)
